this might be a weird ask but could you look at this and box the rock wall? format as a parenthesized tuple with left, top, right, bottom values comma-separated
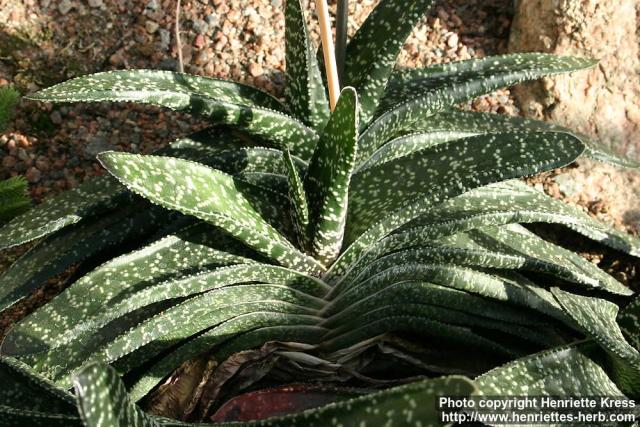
(509, 0, 640, 160)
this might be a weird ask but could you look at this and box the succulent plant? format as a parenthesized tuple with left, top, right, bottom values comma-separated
(0, 86, 29, 224)
(1, 0, 640, 425)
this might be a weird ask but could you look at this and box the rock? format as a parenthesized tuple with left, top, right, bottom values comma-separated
(25, 167, 41, 183)
(555, 159, 640, 232)
(17, 148, 28, 162)
(192, 19, 209, 35)
(88, 0, 103, 8)
(50, 111, 62, 125)
(145, 20, 159, 34)
(205, 13, 219, 28)
(194, 34, 206, 49)
(144, 0, 159, 13)
(2, 156, 16, 169)
(248, 63, 263, 77)
(446, 33, 458, 48)
(509, 0, 640, 161)
(158, 29, 171, 51)
(85, 136, 114, 159)
(35, 158, 50, 173)
(58, 0, 74, 14)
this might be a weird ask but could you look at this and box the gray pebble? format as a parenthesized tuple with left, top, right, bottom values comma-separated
(158, 29, 171, 51)
(145, 0, 159, 13)
(205, 13, 219, 28)
(192, 19, 209, 35)
(58, 0, 74, 14)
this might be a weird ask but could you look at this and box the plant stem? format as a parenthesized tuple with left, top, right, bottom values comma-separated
(335, 0, 348, 83)
(175, 0, 184, 73)
(314, 0, 340, 111)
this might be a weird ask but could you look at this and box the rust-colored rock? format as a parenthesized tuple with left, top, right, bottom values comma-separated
(509, 0, 640, 232)
(509, 0, 640, 160)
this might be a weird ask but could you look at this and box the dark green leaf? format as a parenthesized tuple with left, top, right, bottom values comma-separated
(346, 131, 585, 240)
(98, 152, 324, 274)
(29, 71, 319, 159)
(76, 362, 476, 427)
(476, 341, 626, 396)
(285, 0, 330, 131)
(2, 222, 260, 358)
(360, 54, 596, 161)
(552, 289, 640, 397)
(0, 203, 165, 313)
(343, 0, 435, 123)
(304, 88, 359, 265)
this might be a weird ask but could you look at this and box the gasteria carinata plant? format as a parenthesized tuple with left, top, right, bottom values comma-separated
(2, 0, 640, 425)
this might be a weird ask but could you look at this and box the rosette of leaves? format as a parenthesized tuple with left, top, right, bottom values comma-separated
(1, 0, 640, 425)
(0, 86, 30, 223)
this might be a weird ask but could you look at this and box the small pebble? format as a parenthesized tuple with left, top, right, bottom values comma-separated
(248, 63, 263, 77)
(58, 0, 73, 14)
(158, 29, 171, 50)
(447, 33, 459, 48)
(145, 20, 159, 34)
(194, 34, 206, 49)
(88, 0, 103, 8)
(50, 111, 62, 125)
(145, 0, 159, 13)
(25, 167, 42, 183)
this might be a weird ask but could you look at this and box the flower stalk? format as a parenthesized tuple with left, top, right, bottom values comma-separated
(314, 0, 340, 110)
(336, 0, 348, 82)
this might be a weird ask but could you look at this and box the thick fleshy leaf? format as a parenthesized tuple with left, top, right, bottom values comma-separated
(128, 321, 327, 402)
(343, 0, 435, 123)
(74, 362, 161, 427)
(405, 110, 640, 169)
(1, 222, 260, 357)
(282, 149, 310, 246)
(29, 71, 319, 159)
(476, 341, 626, 396)
(619, 295, 640, 352)
(322, 280, 562, 349)
(0, 357, 76, 414)
(0, 126, 247, 251)
(464, 224, 631, 296)
(284, 0, 330, 131)
(98, 152, 324, 275)
(36, 265, 328, 361)
(327, 263, 569, 327)
(0, 357, 81, 425)
(0, 176, 128, 250)
(552, 289, 640, 397)
(360, 54, 596, 161)
(304, 88, 359, 265)
(26, 284, 323, 388)
(76, 362, 476, 427)
(0, 203, 165, 313)
(346, 131, 585, 240)
(383, 54, 597, 110)
(0, 176, 30, 223)
(402, 180, 640, 257)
